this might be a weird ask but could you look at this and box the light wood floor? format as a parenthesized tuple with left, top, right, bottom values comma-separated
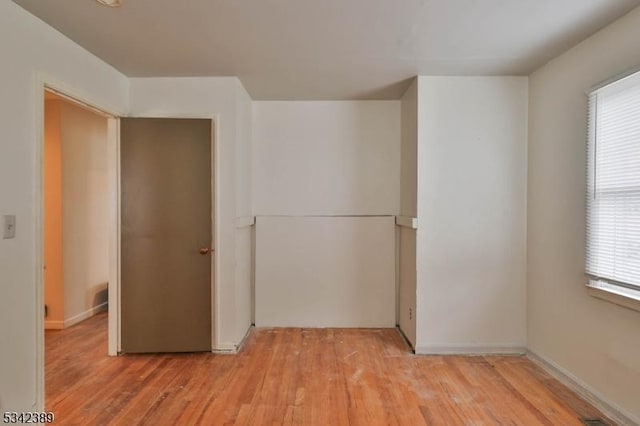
(46, 312, 613, 425)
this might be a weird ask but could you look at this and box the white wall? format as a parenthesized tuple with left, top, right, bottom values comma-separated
(252, 101, 400, 327)
(255, 216, 396, 327)
(528, 7, 640, 422)
(0, 1, 129, 411)
(236, 84, 253, 219)
(129, 77, 253, 350)
(253, 101, 400, 216)
(234, 81, 253, 344)
(59, 101, 109, 323)
(398, 80, 418, 346)
(398, 227, 416, 344)
(416, 76, 528, 353)
(400, 81, 418, 219)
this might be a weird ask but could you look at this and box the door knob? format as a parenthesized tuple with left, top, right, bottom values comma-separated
(199, 247, 210, 255)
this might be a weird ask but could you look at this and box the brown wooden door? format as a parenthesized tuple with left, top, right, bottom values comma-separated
(120, 118, 212, 353)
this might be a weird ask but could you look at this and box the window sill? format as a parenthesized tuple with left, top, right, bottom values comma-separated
(587, 280, 640, 313)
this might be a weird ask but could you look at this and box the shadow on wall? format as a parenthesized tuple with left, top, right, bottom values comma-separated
(90, 283, 109, 311)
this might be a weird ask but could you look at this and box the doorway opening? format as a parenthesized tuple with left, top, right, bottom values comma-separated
(38, 84, 121, 410)
(44, 90, 110, 331)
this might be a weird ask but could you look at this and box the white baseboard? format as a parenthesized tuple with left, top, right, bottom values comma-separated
(396, 326, 416, 352)
(44, 320, 64, 330)
(527, 350, 639, 426)
(213, 325, 253, 354)
(234, 325, 252, 352)
(415, 345, 526, 355)
(212, 345, 237, 354)
(63, 302, 108, 328)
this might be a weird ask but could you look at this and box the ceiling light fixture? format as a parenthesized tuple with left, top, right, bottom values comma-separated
(96, 0, 122, 7)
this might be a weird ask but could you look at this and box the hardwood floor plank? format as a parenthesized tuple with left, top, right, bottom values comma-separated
(453, 356, 553, 425)
(45, 312, 615, 425)
(488, 357, 590, 425)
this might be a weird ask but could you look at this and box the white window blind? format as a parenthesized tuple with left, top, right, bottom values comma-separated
(586, 70, 640, 291)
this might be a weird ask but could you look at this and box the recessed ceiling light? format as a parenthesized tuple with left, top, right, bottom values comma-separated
(96, 0, 122, 7)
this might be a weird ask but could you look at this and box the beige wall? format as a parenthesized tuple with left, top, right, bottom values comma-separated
(251, 101, 400, 327)
(528, 7, 640, 423)
(252, 101, 401, 216)
(236, 82, 253, 219)
(416, 76, 528, 353)
(234, 81, 253, 345)
(398, 227, 416, 345)
(400, 80, 418, 219)
(255, 216, 396, 327)
(398, 80, 418, 346)
(59, 101, 109, 324)
(44, 99, 109, 328)
(44, 101, 64, 326)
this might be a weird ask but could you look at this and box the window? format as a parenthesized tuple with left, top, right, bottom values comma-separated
(586, 70, 640, 298)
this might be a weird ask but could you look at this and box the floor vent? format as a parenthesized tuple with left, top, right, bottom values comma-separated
(581, 419, 608, 426)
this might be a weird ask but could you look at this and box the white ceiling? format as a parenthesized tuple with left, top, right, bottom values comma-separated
(13, 0, 639, 100)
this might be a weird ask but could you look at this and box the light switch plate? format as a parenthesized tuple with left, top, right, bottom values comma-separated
(3, 215, 16, 239)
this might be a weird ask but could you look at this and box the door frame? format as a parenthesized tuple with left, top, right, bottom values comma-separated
(122, 113, 219, 354)
(35, 74, 220, 409)
(34, 73, 124, 409)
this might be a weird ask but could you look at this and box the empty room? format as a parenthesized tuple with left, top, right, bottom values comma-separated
(1, 0, 639, 424)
